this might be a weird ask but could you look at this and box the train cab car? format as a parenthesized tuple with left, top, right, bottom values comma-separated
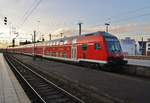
(77, 32, 108, 63)
(104, 35, 127, 65)
(76, 31, 127, 66)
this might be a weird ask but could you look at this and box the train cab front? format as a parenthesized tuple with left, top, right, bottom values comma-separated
(105, 36, 128, 66)
(107, 53, 127, 66)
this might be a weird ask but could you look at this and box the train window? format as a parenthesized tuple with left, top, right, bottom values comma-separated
(49, 42, 51, 46)
(60, 40, 64, 42)
(82, 44, 88, 50)
(53, 42, 56, 45)
(95, 43, 101, 50)
(63, 53, 67, 58)
(105, 37, 122, 53)
(148, 44, 150, 46)
(64, 40, 68, 44)
(56, 41, 59, 45)
(51, 42, 53, 45)
(60, 40, 64, 45)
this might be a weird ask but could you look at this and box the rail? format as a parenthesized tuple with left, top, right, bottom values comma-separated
(4, 54, 85, 103)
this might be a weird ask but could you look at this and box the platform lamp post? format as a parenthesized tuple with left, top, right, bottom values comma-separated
(49, 33, 51, 41)
(60, 33, 63, 38)
(33, 30, 36, 60)
(105, 23, 110, 32)
(12, 32, 19, 47)
(78, 22, 83, 36)
(42, 34, 45, 41)
(12, 38, 15, 47)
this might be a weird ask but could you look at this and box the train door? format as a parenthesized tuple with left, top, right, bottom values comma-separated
(71, 39, 77, 60)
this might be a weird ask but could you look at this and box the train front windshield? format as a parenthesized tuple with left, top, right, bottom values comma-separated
(105, 37, 122, 53)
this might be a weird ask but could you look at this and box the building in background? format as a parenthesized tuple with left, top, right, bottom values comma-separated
(146, 40, 150, 56)
(120, 36, 150, 56)
(138, 41, 147, 55)
(120, 37, 138, 56)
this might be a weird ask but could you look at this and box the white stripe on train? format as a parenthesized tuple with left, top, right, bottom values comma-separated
(21, 53, 107, 64)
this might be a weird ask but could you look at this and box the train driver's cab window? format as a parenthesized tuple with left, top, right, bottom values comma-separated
(82, 44, 88, 50)
(95, 43, 101, 50)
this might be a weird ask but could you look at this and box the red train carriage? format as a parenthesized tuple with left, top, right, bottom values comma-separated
(7, 31, 127, 67)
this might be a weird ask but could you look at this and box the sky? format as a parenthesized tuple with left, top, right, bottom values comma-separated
(0, 0, 150, 46)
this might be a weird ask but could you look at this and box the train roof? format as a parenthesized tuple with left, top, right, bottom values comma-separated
(11, 31, 116, 48)
(47, 31, 115, 42)
(82, 31, 114, 37)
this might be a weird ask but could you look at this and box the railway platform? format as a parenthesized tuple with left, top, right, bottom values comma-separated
(126, 58, 150, 67)
(12, 54, 150, 103)
(123, 58, 150, 77)
(0, 53, 30, 103)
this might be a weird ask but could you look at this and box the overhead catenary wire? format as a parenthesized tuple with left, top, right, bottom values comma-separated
(108, 5, 150, 20)
(87, 5, 150, 28)
(111, 12, 150, 24)
(21, 0, 39, 21)
(19, 0, 42, 29)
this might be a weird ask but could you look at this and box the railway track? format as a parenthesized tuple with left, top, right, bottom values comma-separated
(37, 55, 150, 80)
(4, 54, 85, 103)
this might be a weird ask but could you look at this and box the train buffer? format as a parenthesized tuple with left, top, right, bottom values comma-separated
(0, 53, 30, 103)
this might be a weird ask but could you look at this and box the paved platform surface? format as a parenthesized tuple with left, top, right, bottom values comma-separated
(126, 58, 150, 67)
(14, 54, 150, 103)
(0, 53, 30, 103)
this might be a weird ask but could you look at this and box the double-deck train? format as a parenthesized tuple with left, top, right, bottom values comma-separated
(6, 31, 127, 67)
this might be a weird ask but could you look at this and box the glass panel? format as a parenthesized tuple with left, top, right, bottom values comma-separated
(95, 43, 101, 50)
(82, 44, 88, 50)
(64, 40, 68, 44)
(105, 37, 122, 53)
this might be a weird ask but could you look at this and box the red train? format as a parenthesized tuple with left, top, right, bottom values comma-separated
(7, 31, 127, 67)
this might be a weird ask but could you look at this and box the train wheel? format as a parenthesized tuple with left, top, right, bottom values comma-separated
(93, 63, 101, 70)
